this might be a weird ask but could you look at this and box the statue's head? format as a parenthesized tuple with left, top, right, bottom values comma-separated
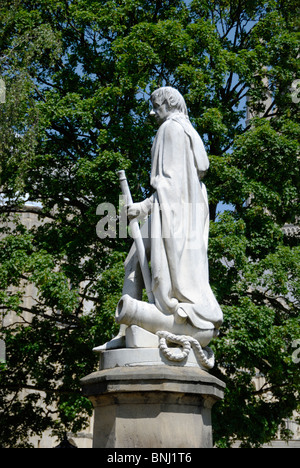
(150, 87, 188, 125)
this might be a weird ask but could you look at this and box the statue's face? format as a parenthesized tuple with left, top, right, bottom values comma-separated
(150, 98, 172, 125)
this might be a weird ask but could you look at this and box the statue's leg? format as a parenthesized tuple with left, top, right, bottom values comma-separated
(93, 218, 151, 352)
(122, 245, 144, 300)
(92, 252, 142, 351)
(122, 217, 151, 299)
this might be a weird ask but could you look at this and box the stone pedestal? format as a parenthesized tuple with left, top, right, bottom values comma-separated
(81, 348, 225, 448)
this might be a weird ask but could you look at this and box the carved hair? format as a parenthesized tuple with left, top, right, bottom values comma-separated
(151, 87, 188, 116)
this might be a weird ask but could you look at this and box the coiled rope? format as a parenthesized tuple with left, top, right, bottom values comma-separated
(156, 330, 215, 370)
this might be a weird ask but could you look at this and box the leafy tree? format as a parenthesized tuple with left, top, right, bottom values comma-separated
(0, 0, 299, 447)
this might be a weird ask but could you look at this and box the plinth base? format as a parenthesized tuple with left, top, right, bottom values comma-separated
(81, 351, 225, 448)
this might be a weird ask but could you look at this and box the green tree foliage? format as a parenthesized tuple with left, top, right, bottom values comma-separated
(0, 0, 299, 447)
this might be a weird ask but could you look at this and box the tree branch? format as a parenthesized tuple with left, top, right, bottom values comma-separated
(0, 383, 76, 396)
(253, 383, 289, 396)
(246, 288, 294, 313)
(0, 204, 56, 220)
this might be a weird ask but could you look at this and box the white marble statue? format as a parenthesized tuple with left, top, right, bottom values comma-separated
(95, 87, 223, 367)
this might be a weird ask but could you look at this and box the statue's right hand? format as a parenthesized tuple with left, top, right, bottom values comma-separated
(127, 203, 142, 220)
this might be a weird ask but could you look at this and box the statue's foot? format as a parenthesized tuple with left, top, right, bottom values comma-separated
(93, 324, 127, 352)
(175, 307, 188, 324)
(93, 333, 126, 352)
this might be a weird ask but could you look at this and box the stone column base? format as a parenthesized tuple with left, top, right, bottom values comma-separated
(81, 362, 225, 448)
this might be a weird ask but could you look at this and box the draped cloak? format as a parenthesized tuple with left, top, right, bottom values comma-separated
(149, 114, 223, 330)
